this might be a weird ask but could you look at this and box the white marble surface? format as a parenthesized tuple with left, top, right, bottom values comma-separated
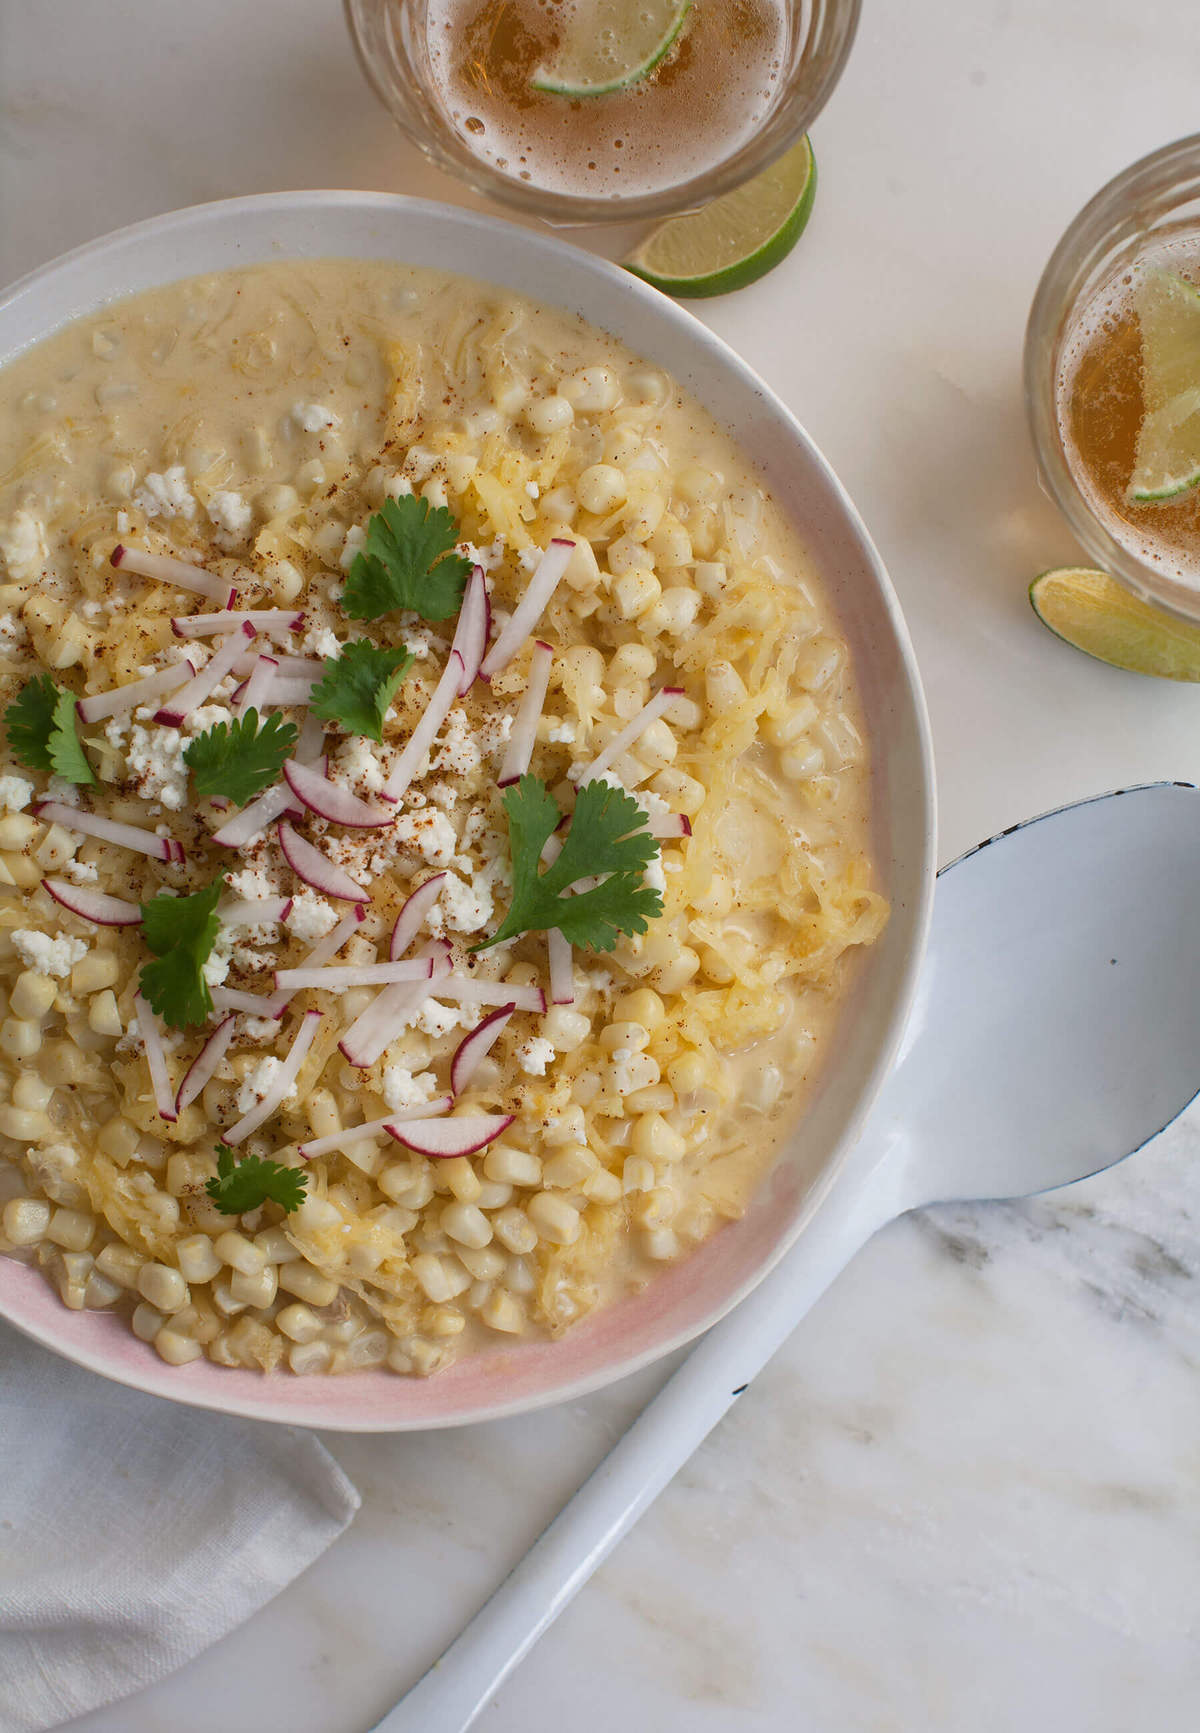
(4, 2, 1200, 1728)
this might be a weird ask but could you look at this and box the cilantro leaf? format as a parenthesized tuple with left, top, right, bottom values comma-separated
(183, 709, 297, 805)
(205, 1142, 307, 1216)
(341, 496, 472, 623)
(478, 775, 663, 954)
(48, 689, 96, 785)
(4, 675, 94, 783)
(139, 873, 226, 1030)
(308, 640, 414, 742)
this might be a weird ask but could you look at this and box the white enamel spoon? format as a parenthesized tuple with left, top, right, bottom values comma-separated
(374, 782, 1200, 1733)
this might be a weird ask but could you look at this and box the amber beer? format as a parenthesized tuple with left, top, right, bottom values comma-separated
(1060, 241, 1200, 585)
(421, 0, 789, 202)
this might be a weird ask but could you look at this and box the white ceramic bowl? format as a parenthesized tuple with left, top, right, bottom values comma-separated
(0, 193, 935, 1430)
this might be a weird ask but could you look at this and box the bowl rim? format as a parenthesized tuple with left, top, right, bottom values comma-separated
(0, 190, 936, 1430)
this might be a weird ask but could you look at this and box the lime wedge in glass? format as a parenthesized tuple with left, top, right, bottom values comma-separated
(1127, 269, 1200, 505)
(531, 0, 692, 98)
(1030, 566, 1200, 679)
(625, 137, 817, 299)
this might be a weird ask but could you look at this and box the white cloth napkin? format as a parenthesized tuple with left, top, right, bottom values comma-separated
(0, 1323, 360, 1732)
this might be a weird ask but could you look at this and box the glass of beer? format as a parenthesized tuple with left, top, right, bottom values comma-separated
(1026, 134, 1200, 621)
(345, 0, 859, 224)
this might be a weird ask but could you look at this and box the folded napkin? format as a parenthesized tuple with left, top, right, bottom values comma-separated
(0, 1323, 359, 1732)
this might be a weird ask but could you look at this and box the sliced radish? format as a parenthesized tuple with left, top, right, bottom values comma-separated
(274, 957, 435, 992)
(497, 640, 553, 787)
(297, 1097, 452, 1160)
(434, 976, 546, 1013)
(111, 543, 236, 607)
(133, 994, 177, 1123)
(154, 623, 258, 726)
(451, 566, 490, 692)
(174, 1014, 237, 1115)
(219, 896, 292, 927)
(234, 654, 278, 719)
(294, 712, 325, 763)
(42, 877, 141, 926)
(390, 875, 447, 959)
(255, 675, 317, 707)
(479, 539, 574, 678)
(211, 782, 301, 847)
(76, 660, 196, 725)
(385, 1113, 515, 1159)
(277, 821, 371, 903)
(450, 1003, 516, 1095)
(172, 609, 304, 639)
(283, 760, 395, 830)
(645, 812, 692, 839)
(231, 651, 323, 680)
(222, 1009, 322, 1144)
(573, 686, 685, 786)
(212, 986, 287, 1018)
(337, 942, 451, 1069)
(34, 801, 174, 862)
(383, 650, 465, 803)
(547, 928, 575, 1006)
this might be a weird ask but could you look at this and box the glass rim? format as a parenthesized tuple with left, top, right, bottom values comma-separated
(1024, 132, 1200, 620)
(344, 0, 862, 226)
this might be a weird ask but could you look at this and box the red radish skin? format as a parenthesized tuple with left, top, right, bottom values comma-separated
(212, 986, 287, 1018)
(154, 623, 258, 726)
(451, 566, 490, 692)
(384, 1113, 516, 1158)
(497, 640, 553, 788)
(42, 877, 142, 926)
(274, 957, 435, 992)
(435, 977, 546, 1013)
(645, 812, 692, 839)
(297, 1097, 453, 1160)
(174, 1015, 237, 1115)
(277, 821, 371, 902)
(234, 654, 279, 719)
(389, 875, 447, 960)
(212, 782, 301, 847)
(133, 994, 178, 1123)
(383, 650, 465, 803)
(222, 1009, 322, 1144)
(282, 760, 395, 830)
(171, 610, 304, 639)
(450, 1003, 516, 1095)
(574, 686, 685, 786)
(337, 943, 452, 1069)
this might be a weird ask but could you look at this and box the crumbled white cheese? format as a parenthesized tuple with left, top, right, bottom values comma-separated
(292, 402, 340, 434)
(515, 1036, 555, 1077)
(116, 509, 130, 535)
(402, 444, 438, 483)
(525, 481, 540, 500)
(201, 951, 230, 988)
(339, 524, 367, 570)
(381, 1064, 439, 1114)
(65, 859, 98, 885)
(287, 889, 339, 944)
(235, 1055, 298, 1115)
(0, 773, 33, 812)
(239, 1015, 283, 1044)
(0, 511, 48, 582)
(458, 537, 505, 573)
(434, 708, 482, 778)
(518, 546, 541, 573)
(399, 622, 447, 661)
(433, 870, 494, 937)
(12, 930, 87, 978)
(477, 712, 514, 759)
(103, 715, 131, 750)
(126, 723, 188, 810)
(333, 735, 389, 796)
(393, 808, 457, 867)
(45, 777, 82, 807)
(644, 853, 667, 896)
(544, 718, 576, 745)
(227, 864, 279, 901)
(427, 781, 458, 811)
(207, 489, 253, 546)
(133, 466, 196, 520)
(302, 624, 342, 660)
(414, 999, 469, 1038)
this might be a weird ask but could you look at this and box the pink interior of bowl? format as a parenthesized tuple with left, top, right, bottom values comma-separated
(0, 193, 935, 1429)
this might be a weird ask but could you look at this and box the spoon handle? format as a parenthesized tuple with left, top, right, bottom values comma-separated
(371, 1153, 897, 1733)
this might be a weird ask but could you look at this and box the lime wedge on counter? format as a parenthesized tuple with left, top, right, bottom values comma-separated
(531, 0, 692, 97)
(1030, 566, 1200, 679)
(1127, 269, 1200, 505)
(625, 137, 817, 299)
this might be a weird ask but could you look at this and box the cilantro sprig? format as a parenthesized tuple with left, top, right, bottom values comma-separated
(205, 1142, 307, 1216)
(183, 709, 297, 805)
(138, 873, 226, 1030)
(478, 775, 663, 954)
(341, 495, 471, 623)
(309, 640, 414, 742)
(4, 675, 95, 785)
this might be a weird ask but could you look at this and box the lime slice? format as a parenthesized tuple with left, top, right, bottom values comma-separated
(1127, 269, 1200, 505)
(1030, 566, 1200, 680)
(624, 137, 817, 299)
(531, 0, 692, 97)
